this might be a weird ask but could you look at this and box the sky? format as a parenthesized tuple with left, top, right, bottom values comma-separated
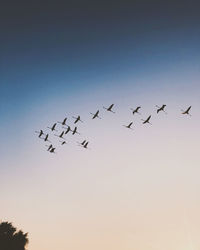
(1, 1, 200, 250)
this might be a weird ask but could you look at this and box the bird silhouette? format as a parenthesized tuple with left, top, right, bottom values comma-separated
(35, 130, 44, 138)
(131, 106, 141, 115)
(141, 115, 152, 124)
(123, 122, 133, 130)
(90, 110, 101, 119)
(156, 105, 167, 114)
(81, 140, 86, 146)
(103, 104, 115, 113)
(77, 139, 86, 146)
(44, 134, 51, 142)
(60, 140, 67, 145)
(83, 141, 89, 149)
(58, 118, 67, 126)
(72, 115, 83, 124)
(47, 123, 57, 131)
(46, 144, 53, 151)
(55, 131, 65, 139)
(181, 106, 192, 116)
(64, 126, 71, 134)
(72, 127, 80, 135)
(49, 147, 56, 153)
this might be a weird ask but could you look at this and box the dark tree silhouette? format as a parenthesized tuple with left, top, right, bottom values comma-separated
(0, 221, 28, 250)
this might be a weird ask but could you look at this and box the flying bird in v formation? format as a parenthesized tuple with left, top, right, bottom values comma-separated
(35, 104, 192, 154)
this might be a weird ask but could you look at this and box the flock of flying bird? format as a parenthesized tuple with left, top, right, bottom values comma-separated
(35, 104, 192, 153)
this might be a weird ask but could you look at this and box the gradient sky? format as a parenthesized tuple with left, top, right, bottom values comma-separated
(1, 1, 200, 250)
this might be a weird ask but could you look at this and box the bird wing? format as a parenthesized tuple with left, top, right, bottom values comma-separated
(72, 127, 77, 134)
(94, 110, 99, 117)
(147, 115, 151, 121)
(81, 140, 86, 145)
(108, 104, 114, 110)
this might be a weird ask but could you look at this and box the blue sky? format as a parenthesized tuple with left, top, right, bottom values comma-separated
(1, 1, 200, 116)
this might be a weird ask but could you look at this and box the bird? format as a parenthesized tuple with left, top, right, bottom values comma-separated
(156, 105, 167, 114)
(83, 141, 89, 149)
(35, 130, 44, 138)
(77, 139, 86, 146)
(181, 106, 192, 116)
(90, 110, 101, 119)
(80, 140, 86, 146)
(103, 104, 115, 113)
(60, 140, 67, 145)
(44, 134, 51, 142)
(141, 115, 152, 124)
(47, 123, 57, 131)
(131, 106, 141, 115)
(55, 131, 65, 139)
(46, 144, 53, 151)
(49, 147, 56, 153)
(72, 115, 83, 124)
(58, 118, 67, 126)
(64, 126, 71, 134)
(123, 122, 133, 129)
(72, 126, 80, 135)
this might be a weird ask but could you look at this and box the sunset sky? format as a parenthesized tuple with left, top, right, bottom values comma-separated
(1, 1, 200, 250)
